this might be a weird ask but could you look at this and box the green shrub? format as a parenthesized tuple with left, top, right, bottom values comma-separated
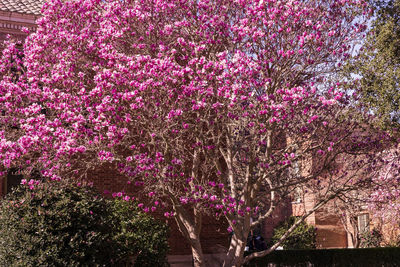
(0, 179, 169, 266)
(360, 228, 383, 248)
(271, 216, 316, 249)
(0, 179, 115, 266)
(110, 198, 169, 267)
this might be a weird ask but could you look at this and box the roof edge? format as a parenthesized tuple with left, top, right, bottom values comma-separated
(0, 10, 38, 24)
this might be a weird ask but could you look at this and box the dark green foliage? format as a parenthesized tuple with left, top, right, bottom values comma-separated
(360, 228, 383, 248)
(0, 179, 115, 266)
(110, 198, 169, 267)
(0, 179, 169, 266)
(271, 216, 316, 249)
(245, 247, 400, 267)
(344, 0, 400, 127)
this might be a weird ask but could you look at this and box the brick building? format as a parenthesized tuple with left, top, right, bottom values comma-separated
(0, 0, 39, 41)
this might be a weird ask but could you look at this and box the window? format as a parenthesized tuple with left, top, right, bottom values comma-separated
(357, 213, 369, 233)
(293, 187, 303, 203)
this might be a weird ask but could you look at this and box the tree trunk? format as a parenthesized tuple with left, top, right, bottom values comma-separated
(222, 234, 247, 267)
(191, 240, 206, 267)
(351, 220, 360, 248)
(172, 203, 206, 267)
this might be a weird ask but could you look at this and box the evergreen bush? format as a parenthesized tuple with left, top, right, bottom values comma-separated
(271, 216, 316, 249)
(0, 179, 169, 266)
(360, 228, 383, 248)
(110, 198, 169, 266)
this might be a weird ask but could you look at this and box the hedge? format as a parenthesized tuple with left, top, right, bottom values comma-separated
(245, 247, 400, 267)
(0, 179, 169, 266)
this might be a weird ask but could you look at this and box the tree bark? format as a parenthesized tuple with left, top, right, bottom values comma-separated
(191, 240, 206, 267)
(190, 208, 206, 267)
(172, 201, 206, 267)
(222, 233, 247, 267)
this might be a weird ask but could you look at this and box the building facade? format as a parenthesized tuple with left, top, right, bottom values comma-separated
(0, 0, 39, 41)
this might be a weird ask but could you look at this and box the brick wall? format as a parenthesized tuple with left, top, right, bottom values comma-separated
(291, 194, 348, 248)
(262, 198, 293, 242)
(314, 201, 348, 248)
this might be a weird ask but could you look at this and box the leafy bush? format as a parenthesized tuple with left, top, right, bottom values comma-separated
(0, 179, 169, 266)
(0, 179, 115, 266)
(271, 216, 316, 249)
(110, 198, 169, 267)
(360, 228, 383, 248)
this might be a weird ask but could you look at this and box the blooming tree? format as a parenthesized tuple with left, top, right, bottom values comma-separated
(329, 144, 400, 248)
(0, 0, 393, 266)
(334, 192, 370, 248)
(369, 148, 400, 224)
